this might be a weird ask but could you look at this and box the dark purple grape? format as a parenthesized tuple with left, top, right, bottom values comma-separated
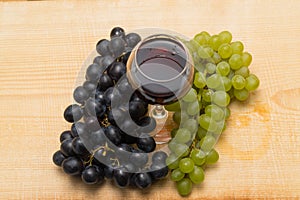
(129, 151, 148, 168)
(85, 63, 102, 82)
(107, 62, 126, 81)
(125, 33, 141, 48)
(81, 165, 101, 184)
(71, 122, 86, 137)
(84, 97, 106, 118)
(102, 55, 114, 67)
(84, 116, 100, 132)
(93, 56, 104, 66)
(104, 125, 122, 146)
(89, 128, 106, 147)
(95, 90, 106, 104)
(52, 150, 66, 166)
(138, 116, 156, 133)
(129, 101, 147, 120)
(109, 37, 126, 57)
(72, 137, 89, 156)
(149, 163, 169, 180)
(120, 118, 138, 133)
(117, 77, 133, 95)
(104, 165, 114, 179)
(137, 135, 156, 153)
(73, 86, 89, 104)
(63, 104, 83, 123)
(96, 39, 111, 56)
(110, 27, 125, 39)
(104, 87, 121, 106)
(130, 92, 148, 108)
(123, 162, 138, 173)
(62, 157, 84, 176)
(152, 151, 168, 165)
(107, 108, 125, 126)
(60, 138, 75, 156)
(83, 81, 97, 93)
(60, 130, 73, 143)
(113, 167, 130, 188)
(98, 74, 114, 91)
(134, 173, 152, 189)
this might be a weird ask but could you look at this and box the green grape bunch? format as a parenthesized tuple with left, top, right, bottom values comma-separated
(166, 30, 260, 196)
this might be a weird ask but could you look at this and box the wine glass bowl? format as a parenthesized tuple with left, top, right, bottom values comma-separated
(126, 33, 194, 144)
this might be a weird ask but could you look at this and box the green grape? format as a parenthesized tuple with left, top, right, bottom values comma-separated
(189, 166, 205, 184)
(227, 69, 235, 79)
(213, 121, 225, 135)
(232, 74, 246, 90)
(231, 41, 244, 54)
(176, 178, 192, 196)
(204, 46, 214, 57)
(190, 149, 206, 165)
(202, 89, 214, 103)
(187, 101, 200, 116)
(194, 31, 210, 45)
(235, 66, 250, 78)
(198, 46, 211, 59)
(198, 114, 218, 132)
(209, 35, 222, 51)
(205, 104, 225, 122)
(227, 88, 235, 99)
(171, 128, 178, 138)
(212, 52, 222, 64)
(184, 41, 197, 53)
(197, 93, 202, 102)
(194, 33, 208, 45)
(174, 143, 190, 157)
(206, 149, 219, 164)
(197, 126, 207, 139)
(166, 154, 180, 169)
(173, 111, 189, 125)
(224, 107, 231, 119)
(218, 43, 233, 59)
(168, 140, 178, 152)
(229, 54, 243, 70)
(245, 74, 260, 91)
(200, 31, 211, 39)
(200, 135, 216, 152)
(194, 72, 206, 89)
(183, 118, 198, 133)
(219, 30, 232, 44)
(221, 76, 232, 92)
(216, 61, 231, 76)
(206, 63, 216, 74)
(212, 91, 230, 107)
(171, 168, 185, 182)
(233, 88, 249, 101)
(179, 158, 194, 173)
(194, 63, 205, 72)
(241, 52, 252, 66)
(175, 128, 191, 144)
(183, 88, 197, 102)
(206, 74, 221, 89)
(165, 101, 181, 111)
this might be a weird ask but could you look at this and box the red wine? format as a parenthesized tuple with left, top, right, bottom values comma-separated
(127, 35, 194, 105)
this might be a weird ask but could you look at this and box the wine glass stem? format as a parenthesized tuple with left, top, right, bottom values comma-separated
(150, 105, 170, 144)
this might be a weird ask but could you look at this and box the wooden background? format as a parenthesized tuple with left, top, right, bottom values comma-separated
(0, 0, 300, 199)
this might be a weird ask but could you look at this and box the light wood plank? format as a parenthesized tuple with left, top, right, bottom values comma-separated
(0, 0, 300, 199)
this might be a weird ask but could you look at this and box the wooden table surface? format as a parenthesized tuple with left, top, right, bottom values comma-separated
(1, 0, 300, 199)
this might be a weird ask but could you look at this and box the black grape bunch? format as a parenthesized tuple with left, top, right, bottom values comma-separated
(53, 27, 169, 189)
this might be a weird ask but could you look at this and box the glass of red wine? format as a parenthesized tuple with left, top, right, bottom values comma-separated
(127, 33, 194, 144)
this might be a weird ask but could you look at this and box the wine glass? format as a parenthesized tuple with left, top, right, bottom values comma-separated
(126, 33, 194, 144)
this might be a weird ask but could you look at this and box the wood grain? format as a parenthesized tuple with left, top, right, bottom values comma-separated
(0, 0, 300, 199)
